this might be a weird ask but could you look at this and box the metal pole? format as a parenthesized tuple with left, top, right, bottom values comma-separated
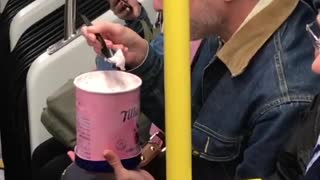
(164, 0, 192, 179)
(64, 0, 76, 40)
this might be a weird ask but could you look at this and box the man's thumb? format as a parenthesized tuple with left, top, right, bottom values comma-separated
(67, 151, 75, 162)
(104, 150, 126, 175)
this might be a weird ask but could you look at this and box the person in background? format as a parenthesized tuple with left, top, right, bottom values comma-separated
(31, 1, 156, 180)
(104, 0, 202, 60)
(32, 0, 201, 179)
(80, 0, 320, 179)
(98, 0, 203, 144)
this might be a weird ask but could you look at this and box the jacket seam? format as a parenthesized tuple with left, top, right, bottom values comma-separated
(273, 31, 290, 101)
(252, 95, 314, 124)
(193, 122, 242, 143)
(198, 151, 239, 162)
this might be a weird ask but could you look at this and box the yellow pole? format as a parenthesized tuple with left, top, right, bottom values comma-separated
(163, 0, 192, 179)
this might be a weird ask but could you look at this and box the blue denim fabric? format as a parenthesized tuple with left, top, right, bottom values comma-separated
(95, 55, 114, 71)
(150, 33, 164, 56)
(304, 0, 320, 10)
(130, 1, 320, 179)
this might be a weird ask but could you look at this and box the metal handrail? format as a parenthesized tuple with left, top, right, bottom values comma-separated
(64, 0, 76, 40)
(164, 0, 192, 180)
(47, 0, 80, 54)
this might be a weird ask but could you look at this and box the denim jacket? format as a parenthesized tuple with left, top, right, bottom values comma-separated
(130, 0, 320, 179)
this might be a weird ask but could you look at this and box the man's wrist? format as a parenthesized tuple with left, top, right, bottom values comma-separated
(128, 40, 149, 71)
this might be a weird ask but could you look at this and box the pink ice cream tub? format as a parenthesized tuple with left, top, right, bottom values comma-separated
(73, 70, 142, 172)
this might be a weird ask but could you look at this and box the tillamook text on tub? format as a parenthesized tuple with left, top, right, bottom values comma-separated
(121, 107, 139, 122)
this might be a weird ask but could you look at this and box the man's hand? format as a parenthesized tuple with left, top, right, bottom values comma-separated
(110, 0, 142, 21)
(104, 150, 155, 180)
(81, 21, 148, 69)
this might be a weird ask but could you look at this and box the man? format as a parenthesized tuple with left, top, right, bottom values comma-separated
(32, 2, 155, 180)
(81, 0, 320, 179)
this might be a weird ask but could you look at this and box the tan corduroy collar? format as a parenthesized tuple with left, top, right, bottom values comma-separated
(217, 0, 299, 77)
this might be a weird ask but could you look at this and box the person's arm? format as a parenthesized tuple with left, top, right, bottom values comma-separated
(82, 22, 165, 129)
(129, 45, 165, 130)
(236, 101, 311, 178)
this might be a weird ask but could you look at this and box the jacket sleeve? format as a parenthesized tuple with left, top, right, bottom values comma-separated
(130, 45, 166, 130)
(236, 101, 311, 178)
